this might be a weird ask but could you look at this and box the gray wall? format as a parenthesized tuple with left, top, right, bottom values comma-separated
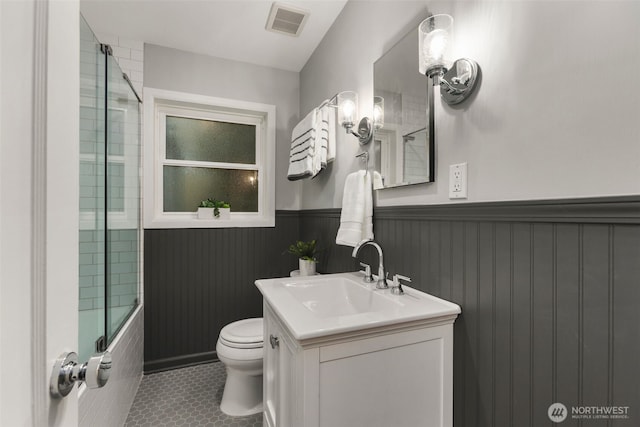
(143, 212, 299, 372)
(142, 43, 304, 371)
(300, 198, 640, 427)
(144, 43, 301, 210)
(299, 0, 640, 208)
(143, 198, 640, 425)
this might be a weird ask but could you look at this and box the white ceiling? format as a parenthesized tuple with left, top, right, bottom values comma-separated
(81, 0, 348, 72)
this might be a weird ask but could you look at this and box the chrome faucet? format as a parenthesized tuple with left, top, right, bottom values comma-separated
(352, 239, 388, 289)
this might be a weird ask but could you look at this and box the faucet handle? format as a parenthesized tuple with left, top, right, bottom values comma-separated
(391, 274, 411, 295)
(359, 262, 373, 283)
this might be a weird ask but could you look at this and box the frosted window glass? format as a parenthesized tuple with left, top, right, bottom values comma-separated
(163, 166, 258, 212)
(166, 116, 256, 164)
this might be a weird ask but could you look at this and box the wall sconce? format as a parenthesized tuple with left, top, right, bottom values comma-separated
(418, 14, 479, 105)
(337, 91, 373, 145)
(373, 96, 384, 130)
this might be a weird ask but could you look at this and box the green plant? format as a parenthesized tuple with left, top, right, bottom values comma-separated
(199, 198, 230, 217)
(199, 198, 215, 208)
(286, 240, 317, 261)
(212, 200, 230, 217)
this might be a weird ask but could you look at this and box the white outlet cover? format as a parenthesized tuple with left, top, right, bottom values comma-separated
(449, 163, 467, 199)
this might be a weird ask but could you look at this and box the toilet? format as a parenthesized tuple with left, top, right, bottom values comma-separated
(216, 317, 264, 416)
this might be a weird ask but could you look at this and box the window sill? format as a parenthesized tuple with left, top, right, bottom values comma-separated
(144, 212, 275, 229)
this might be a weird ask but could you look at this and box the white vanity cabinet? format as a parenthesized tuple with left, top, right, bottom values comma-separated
(263, 304, 299, 427)
(262, 301, 456, 427)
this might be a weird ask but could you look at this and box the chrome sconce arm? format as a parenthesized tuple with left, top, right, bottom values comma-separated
(345, 117, 373, 145)
(431, 58, 479, 105)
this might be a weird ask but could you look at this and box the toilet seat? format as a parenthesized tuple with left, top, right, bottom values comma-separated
(220, 318, 263, 349)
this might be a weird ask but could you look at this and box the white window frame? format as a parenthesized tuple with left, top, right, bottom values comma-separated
(143, 87, 276, 228)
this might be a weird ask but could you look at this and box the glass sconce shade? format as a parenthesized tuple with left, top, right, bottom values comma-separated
(418, 14, 453, 76)
(373, 96, 384, 129)
(337, 91, 358, 130)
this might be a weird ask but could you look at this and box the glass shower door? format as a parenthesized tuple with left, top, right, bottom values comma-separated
(79, 16, 107, 361)
(106, 54, 140, 341)
(79, 15, 141, 361)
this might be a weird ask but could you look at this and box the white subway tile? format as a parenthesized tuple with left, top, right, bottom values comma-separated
(130, 48, 144, 62)
(118, 58, 143, 73)
(79, 308, 143, 427)
(95, 33, 119, 46)
(118, 38, 143, 51)
(111, 46, 131, 60)
(130, 70, 143, 84)
(133, 83, 143, 97)
(120, 68, 132, 79)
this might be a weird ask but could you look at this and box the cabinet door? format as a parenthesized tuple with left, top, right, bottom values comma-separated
(264, 305, 297, 427)
(277, 326, 296, 426)
(264, 308, 279, 427)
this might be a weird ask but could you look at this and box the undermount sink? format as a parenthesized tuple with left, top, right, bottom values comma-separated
(256, 272, 461, 340)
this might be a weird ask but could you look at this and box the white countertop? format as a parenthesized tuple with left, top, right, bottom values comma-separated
(255, 271, 461, 341)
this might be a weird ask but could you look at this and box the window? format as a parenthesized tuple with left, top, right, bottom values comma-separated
(144, 88, 276, 228)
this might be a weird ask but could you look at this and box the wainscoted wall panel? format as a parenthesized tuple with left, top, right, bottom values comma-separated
(143, 212, 299, 372)
(299, 198, 640, 427)
(299, 209, 355, 273)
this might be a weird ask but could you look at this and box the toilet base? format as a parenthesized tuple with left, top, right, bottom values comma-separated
(220, 367, 263, 417)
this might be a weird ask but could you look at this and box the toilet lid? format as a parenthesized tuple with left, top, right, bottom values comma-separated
(220, 318, 263, 349)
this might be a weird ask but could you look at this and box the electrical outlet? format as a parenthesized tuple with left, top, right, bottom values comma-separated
(449, 163, 467, 199)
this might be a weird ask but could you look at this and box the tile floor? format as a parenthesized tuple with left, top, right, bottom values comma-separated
(125, 362, 262, 427)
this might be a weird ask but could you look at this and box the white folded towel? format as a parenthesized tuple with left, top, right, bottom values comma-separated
(336, 170, 373, 247)
(287, 108, 317, 181)
(311, 103, 336, 177)
(316, 101, 336, 164)
(312, 107, 327, 177)
(288, 102, 336, 180)
(326, 103, 336, 163)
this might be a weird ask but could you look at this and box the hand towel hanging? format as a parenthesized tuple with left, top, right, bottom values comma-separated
(336, 170, 373, 247)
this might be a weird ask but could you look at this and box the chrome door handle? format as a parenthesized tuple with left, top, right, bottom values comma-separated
(50, 351, 112, 398)
(269, 334, 279, 349)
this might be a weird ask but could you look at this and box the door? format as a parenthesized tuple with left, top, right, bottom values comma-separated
(264, 304, 297, 427)
(0, 0, 80, 425)
(263, 307, 279, 427)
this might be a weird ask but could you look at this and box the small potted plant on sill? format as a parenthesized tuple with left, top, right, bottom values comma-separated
(286, 239, 317, 276)
(213, 200, 231, 220)
(197, 198, 231, 219)
(197, 198, 215, 219)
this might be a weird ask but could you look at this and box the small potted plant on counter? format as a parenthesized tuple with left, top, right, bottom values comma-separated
(286, 239, 317, 276)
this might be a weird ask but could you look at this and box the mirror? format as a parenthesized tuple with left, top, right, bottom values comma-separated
(373, 26, 435, 189)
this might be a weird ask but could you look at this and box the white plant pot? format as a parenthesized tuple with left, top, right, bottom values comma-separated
(197, 207, 214, 219)
(299, 259, 316, 276)
(216, 207, 231, 220)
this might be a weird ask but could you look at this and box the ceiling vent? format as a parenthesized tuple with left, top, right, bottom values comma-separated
(266, 2, 309, 37)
